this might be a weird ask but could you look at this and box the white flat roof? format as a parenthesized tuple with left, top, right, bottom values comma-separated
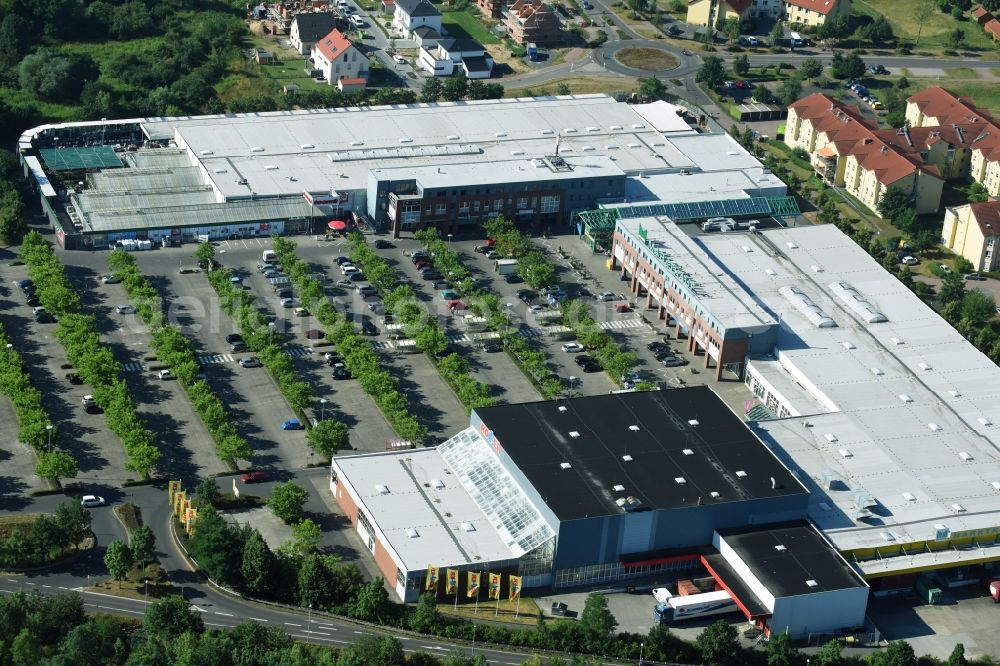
(619, 168, 786, 205)
(332, 448, 519, 572)
(372, 155, 624, 188)
(701, 224, 1000, 559)
(617, 215, 777, 333)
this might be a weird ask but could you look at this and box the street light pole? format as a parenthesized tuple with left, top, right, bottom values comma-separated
(144, 579, 149, 607)
(308, 603, 313, 630)
(320, 398, 327, 421)
(448, 233, 454, 247)
(46, 424, 53, 452)
(639, 641, 644, 665)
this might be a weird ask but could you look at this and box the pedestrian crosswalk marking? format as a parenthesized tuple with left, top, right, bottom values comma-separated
(122, 361, 145, 373)
(197, 353, 233, 365)
(284, 346, 315, 358)
(601, 318, 644, 330)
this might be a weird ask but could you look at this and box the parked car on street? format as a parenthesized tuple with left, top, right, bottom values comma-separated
(239, 357, 262, 368)
(81, 495, 106, 508)
(241, 470, 268, 483)
(115, 304, 136, 314)
(102, 274, 121, 284)
(281, 419, 304, 430)
(562, 342, 584, 353)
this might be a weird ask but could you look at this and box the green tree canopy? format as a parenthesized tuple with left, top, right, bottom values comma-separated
(269, 481, 309, 524)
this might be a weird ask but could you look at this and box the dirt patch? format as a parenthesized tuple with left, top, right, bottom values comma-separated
(615, 47, 678, 71)
(486, 43, 530, 74)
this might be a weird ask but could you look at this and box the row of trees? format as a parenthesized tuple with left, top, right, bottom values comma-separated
(107, 249, 252, 467)
(103, 522, 157, 586)
(560, 300, 640, 387)
(0, 501, 91, 568)
(19, 232, 161, 478)
(420, 73, 505, 104)
(0, 150, 27, 243)
(0, 320, 78, 484)
(345, 233, 495, 411)
(269, 235, 426, 444)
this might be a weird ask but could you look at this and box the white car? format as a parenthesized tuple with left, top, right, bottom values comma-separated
(115, 304, 136, 314)
(562, 342, 584, 353)
(81, 495, 106, 508)
(157, 369, 174, 380)
(901, 256, 918, 266)
(596, 292, 618, 301)
(341, 264, 360, 275)
(239, 357, 262, 368)
(392, 54, 407, 65)
(101, 274, 121, 284)
(350, 14, 364, 27)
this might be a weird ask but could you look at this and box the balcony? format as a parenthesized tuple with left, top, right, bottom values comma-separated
(811, 147, 838, 184)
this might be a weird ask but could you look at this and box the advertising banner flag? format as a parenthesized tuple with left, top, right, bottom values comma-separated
(173, 491, 186, 518)
(489, 573, 501, 600)
(467, 571, 481, 598)
(426, 565, 439, 591)
(509, 575, 522, 601)
(168, 480, 181, 504)
(446, 568, 458, 595)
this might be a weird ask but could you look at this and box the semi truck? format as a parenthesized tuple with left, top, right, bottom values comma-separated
(653, 590, 737, 624)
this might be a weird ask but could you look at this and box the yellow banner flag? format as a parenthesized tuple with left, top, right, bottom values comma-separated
(489, 572, 501, 600)
(509, 575, 522, 601)
(186, 508, 198, 534)
(168, 480, 181, 504)
(174, 491, 186, 518)
(426, 565, 439, 591)
(467, 571, 481, 598)
(446, 569, 458, 595)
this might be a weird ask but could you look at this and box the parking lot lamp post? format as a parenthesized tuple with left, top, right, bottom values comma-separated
(268, 321, 275, 345)
(320, 398, 327, 421)
(308, 603, 313, 629)
(568, 376, 577, 396)
(448, 233, 453, 247)
(639, 642, 643, 665)
(46, 424, 53, 452)
(144, 580, 149, 607)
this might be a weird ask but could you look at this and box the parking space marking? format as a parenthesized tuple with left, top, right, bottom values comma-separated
(122, 361, 146, 372)
(446, 333, 470, 343)
(197, 353, 234, 365)
(600, 318, 645, 330)
(284, 346, 314, 358)
(518, 327, 544, 338)
(371, 341, 393, 350)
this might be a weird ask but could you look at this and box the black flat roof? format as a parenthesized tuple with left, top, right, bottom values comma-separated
(717, 521, 867, 597)
(475, 387, 805, 521)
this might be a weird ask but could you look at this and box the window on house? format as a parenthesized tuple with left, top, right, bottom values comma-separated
(435, 203, 446, 214)
(517, 197, 528, 209)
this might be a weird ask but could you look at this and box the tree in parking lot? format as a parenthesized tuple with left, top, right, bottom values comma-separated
(306, 419, 349, 458)
(129, 524, 155, 567)
(34, 451, 78, 486)
(193, 242, 215, 266)
(516, 251, 557, 289)
(269, 481, 308, 524)
(104, 540, 133, 587)
(415, 322, 449, 357)
(290, 518, 323, 556)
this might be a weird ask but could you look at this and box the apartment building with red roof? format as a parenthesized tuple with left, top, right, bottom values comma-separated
(311, 29, 368, 86)
(942, 200, 1000, 271)
(685, 0, 751, 28)
(785, 92, 943, 216)
(692, 0, 849, 26)
(780, 0, 850, 26)
(906, 86, 1000, 196)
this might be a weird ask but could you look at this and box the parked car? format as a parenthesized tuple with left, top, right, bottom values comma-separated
(613, 303, 632, 313)
(938, 264, 952, 273)
(280, 298, 297, 307)
(348, 272, 367, 282)
(654, 350, 675, 362)
(335, 256, 352, 265)
(596, 292, 618, 301)
(304, 329, 325, 339)
(474, 245, 491, 254)
(66, 372, 83, 385)
(332, 364, 352, 380)
(239, 357, 262, 368)
(115, 304, 136, 314)
(82, 394, 102, 413)
(281, 418, 304, 430)
(518, 290, 536, 303)
(374, 239, 394, 249)
(102, 274, 121, 284)
(14, 279, 33, 291)
(226, 333, 246, 351)
(392, 54, 407, 65)
(562, 342, 584, 353)
(965, 273, 986, 281)
(647, 341, 670, 353)
(483, 342, 502, 353)
(324, 352, 343, 366)
(660, 356, 687, 367)
(575, 355, 601, 372)
(26, 295, 40, 307)
(505, 273, 524, 284)
(421, 271, 442, 281)
(439, 290, 460, 300)
(529, 304, 548, 313)
(80, 495, 106, 508)
(294, 307, 309, 317)
(901, 256, 919, 266)
(362, 320, 379, 336)
(869, 64, 888, 75)
(241, 470, 268, 483)
(157, 369, 174, 380)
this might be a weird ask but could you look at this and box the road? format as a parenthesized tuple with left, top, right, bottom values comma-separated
(0, 490, 587, 665)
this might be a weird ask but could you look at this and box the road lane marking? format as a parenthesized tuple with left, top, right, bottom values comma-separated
(58, 586, 67, 590)
(206, 622, 228, 628)
(214, 611, 234, 616)
(284, 622, 302, 627)
(91, 604, 143, 616)
(302, 630, 332, 636)
(190, 605, 208, 613)
(290, 633, 347, 644)
(250, 617, 269, 622)
(42, 585, 51, 588)
(6, 579, 17, 583)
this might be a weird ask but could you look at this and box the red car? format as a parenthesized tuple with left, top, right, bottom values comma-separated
(614, 303, 632, 313)
(447, 300, 467, 311)
(241, 470, 268, 483)
(414, 260, 430, 270)
(304, 329, 325, 339)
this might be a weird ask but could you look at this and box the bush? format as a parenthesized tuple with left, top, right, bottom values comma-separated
(0, 502, 92, 568)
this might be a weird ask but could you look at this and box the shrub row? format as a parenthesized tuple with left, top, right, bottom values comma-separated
(270, 236, 427, 443)
(20, 232, 160, 479)
(0, 321, 77, 484)
(108, 250, 251, 468)
(347, 234, 495, 412)
(0, 502, 91, 568)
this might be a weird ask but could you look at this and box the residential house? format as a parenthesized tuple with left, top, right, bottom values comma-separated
(504, 0, 562, 45)
(392, 0, 442, 38)
(973, 6, 993, 24)
(686, 0, 751, 27)
(412, 25, 444, 48)
(290, 12, 342, 54)
(985, 17, 1000, 41)
(785, 92, 943, 216)
(477, 0, 506, 19)
(311, 29, 369, 85)
(941, 200, 1000, 271)
(381, 0, 396, 13)
(780, 0, 850, 25)
(970, 6, 1000, 41)
(906, 86, 1000, 196)
(418, 37, 494, 78)
(254, 48, 274, 64)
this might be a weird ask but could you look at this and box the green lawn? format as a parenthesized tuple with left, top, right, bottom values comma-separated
(258, 60, 332, 92)
(442, 9, 499, 44)
(854, 0, 1000, 52)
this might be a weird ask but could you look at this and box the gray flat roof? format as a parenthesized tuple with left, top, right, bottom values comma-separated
(701, 224, 1000, 570)
(372, 155, 624, 188)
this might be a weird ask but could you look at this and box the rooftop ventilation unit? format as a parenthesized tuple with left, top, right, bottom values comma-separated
(992, 481, 1000, 492)
(587, 126, 600, 132)
(820, 469, 838, 490)
(558, 405, 567, 412)
(949, 389, 962, 398)
(928, 423, 941, 432)
(765, 269, 776, 276)
(735, 470, 747, 478)
(350, 140, 364, 146)
(838, 448, 853, 458)
(264, 165, 278, 170)
(560, 462, 572, 470)
(682, 448, 694, 456)
(300, 143, 315, 149)
(958, 451, 973, 461)
(511, 150, 525, 156)
(250, 146, 264, 152)
(829, 281, 887, 323)
(540, 129, 554, 135)
(431, 479, 444, 489)
(609, 125, 623, 130)
(842, 341, 856, 350)
(880, 532, 895, 542)
(775, 544, 787, 552)
(494, 132, 507, 138)
(899, 394, 912, 403)
(563, 128, 578, 133)
(918, 362, 932, 371)
(786, 241, 798, 249)
(870, 367, 884, 376)
(890, 337, 904, 345)
(398, 138, 413, 144)
(688, 419, 700, 426)
(805, 579, 818, 588)
(200, 150, 214, 156)
(622, 454, 633, 462)
(447, 135, 459, 141)
(605, 144, 620, 150)
(628, 142, 641, 148)
(569, 431, 580, 438)
(632, 123, 645, 129)
(710, 491, 721, 499)
(935, 524, 950, 540)
(811, 265, 824, 273)
(629, 425, 640, 431)
(980, 417, 993, 426)
(213, 168, 227, 174)
(952, 503, 967, 513)
(903, 492, 916, 502)
(824, 433, 838, 443)
(779, 286, 836, 328)
(460, 522, 476, 532)
(818, 502, 832, 511)
(674, 477, 686, 485)
(582, 146, 596, 151)
(376, 484, 389, 495)
(405, 528, 419, 538)
(613, 484, 625, 492)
